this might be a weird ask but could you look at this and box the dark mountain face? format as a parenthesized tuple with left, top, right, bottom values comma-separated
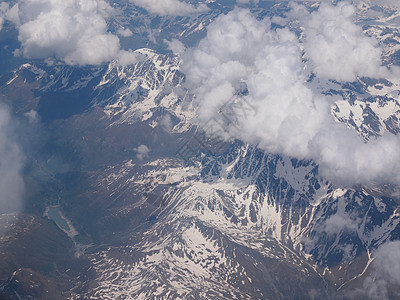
(0, 1, 400, 299)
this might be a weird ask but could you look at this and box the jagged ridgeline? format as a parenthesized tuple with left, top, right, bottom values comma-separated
(0, 0, 400, 299)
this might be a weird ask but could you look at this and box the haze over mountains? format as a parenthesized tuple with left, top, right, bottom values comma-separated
(0, 0, 400, 299)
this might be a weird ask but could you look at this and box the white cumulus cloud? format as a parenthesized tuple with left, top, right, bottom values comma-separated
(299, 1, 387, 82)
(360, 241, 400, 299)
(182, 6, 400, 187)
(0, 2, 9, 31)
(117, 27, 133, 37)
(134, 145, 150, 160)
(165, 38, 185, 55)
(130, 0, 208, 16)
(8, 0, 138, 66)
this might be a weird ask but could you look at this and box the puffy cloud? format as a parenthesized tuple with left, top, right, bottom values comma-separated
(165, 38, 185, 55)
(360, 241, 400, 299)
(375, 241, 400, 283)
(117, 27, 133, 37)
(0, 2, 9, 31)
(9, 0, 138, 66)
(0, 106, 24, 214)
(134, 145, 150, 160)
(130, 0, 208, 16)
(236, 0, 260, 5)
(182, 8, 272, 122)
(23, 109, 39, 123)
(160, 114, 173, 132)
(182, 6, 400, 186)
(300, 1, 387, 82)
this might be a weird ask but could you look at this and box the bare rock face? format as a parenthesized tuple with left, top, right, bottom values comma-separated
(0, 1, 400, 299)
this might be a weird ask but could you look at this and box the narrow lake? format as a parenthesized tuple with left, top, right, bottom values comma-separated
(47, 206, 71, 232)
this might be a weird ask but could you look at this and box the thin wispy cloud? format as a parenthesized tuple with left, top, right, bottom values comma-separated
(0, 105, 24, 215)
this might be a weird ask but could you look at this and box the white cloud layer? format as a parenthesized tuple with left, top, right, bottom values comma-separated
(361, 241, 400, 299)
(117, 27, 133, 37)
(298, 1, 387, 82)
(182, 6, 400, 186)
(0, 2, 8, 31)
(130, 0, 208, 16)
(6, 0, 138, 66)
(165, 38, 185, 55)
